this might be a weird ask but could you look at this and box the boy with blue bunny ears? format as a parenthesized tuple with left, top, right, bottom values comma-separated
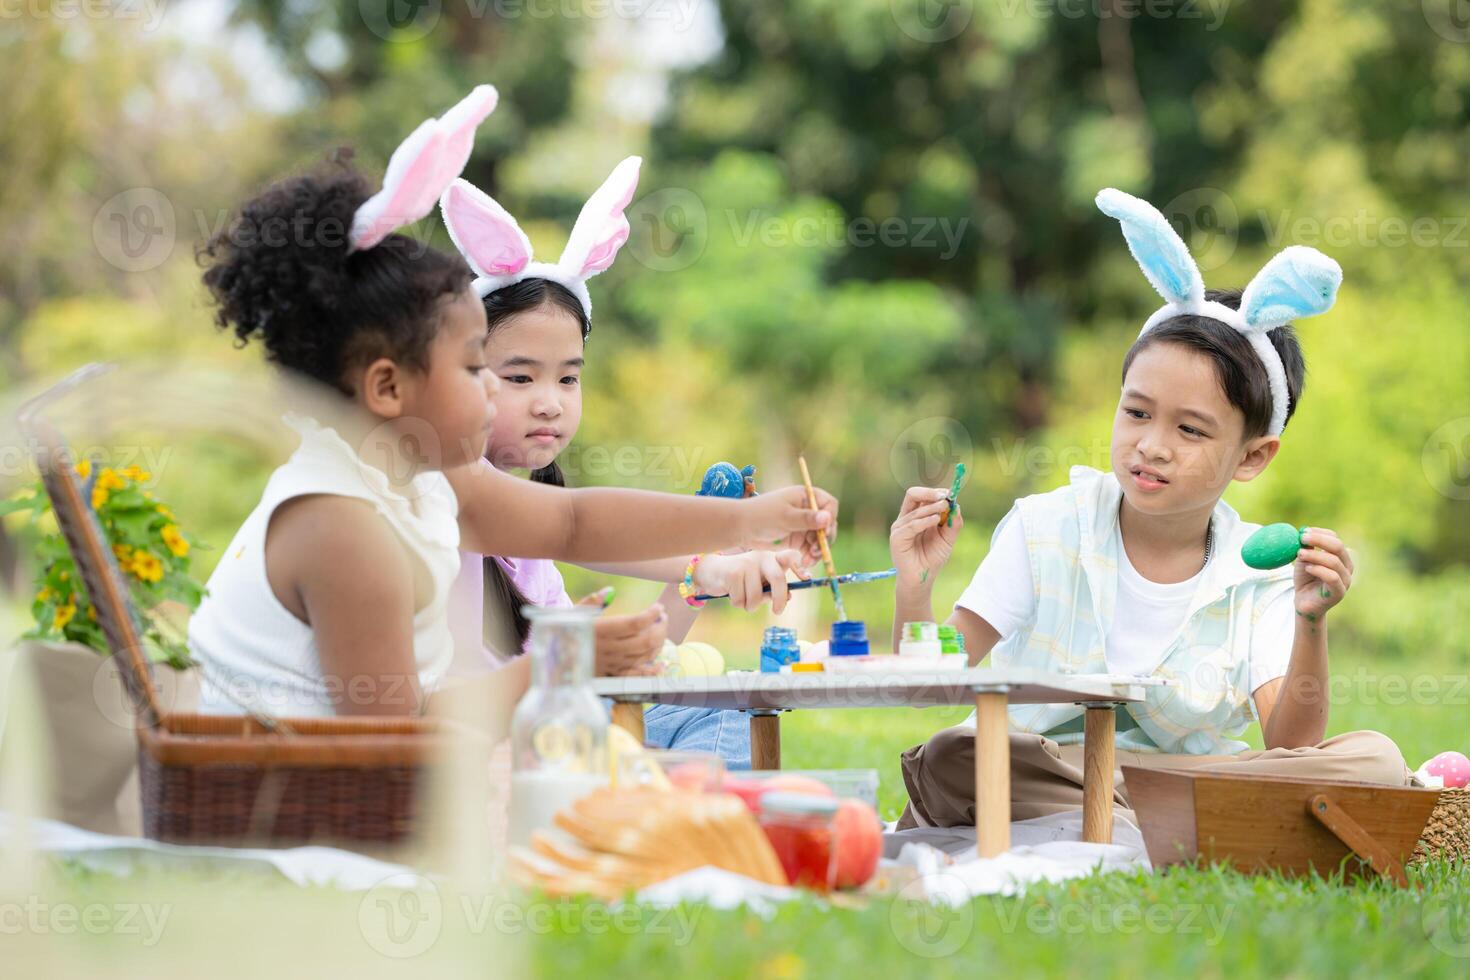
(891, 189, 1409, 833)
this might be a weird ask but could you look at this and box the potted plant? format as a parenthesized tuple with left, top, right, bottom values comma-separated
(1, 460, 203, 835)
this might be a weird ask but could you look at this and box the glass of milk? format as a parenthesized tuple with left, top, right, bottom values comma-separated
(507, 605, 609, 846)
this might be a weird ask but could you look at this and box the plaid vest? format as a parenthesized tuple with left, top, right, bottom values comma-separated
(988, 466, 1293, 754)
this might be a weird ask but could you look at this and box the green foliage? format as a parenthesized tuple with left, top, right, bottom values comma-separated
(6, 1, 1470, 662)
(5, 461, 203, 669)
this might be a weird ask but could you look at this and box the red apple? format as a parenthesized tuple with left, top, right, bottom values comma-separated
(832, 798, 881, 889)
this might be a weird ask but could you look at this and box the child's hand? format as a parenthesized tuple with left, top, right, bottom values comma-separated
(578, 597, 667, 676)
(741, 485, 839, 564)
(1293, 527, 1354, 620)
(695, 550, 812, 614)
(890, 486, 963, 590)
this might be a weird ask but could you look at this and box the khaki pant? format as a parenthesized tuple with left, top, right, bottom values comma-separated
(896, 726, 1411, 831)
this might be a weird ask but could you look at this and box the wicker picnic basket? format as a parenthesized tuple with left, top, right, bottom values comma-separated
(1411, 787, 1470, 866)
(20, 394, 450, 851)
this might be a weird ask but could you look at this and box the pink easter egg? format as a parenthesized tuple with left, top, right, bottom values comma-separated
(1424, 751, 1470, 788)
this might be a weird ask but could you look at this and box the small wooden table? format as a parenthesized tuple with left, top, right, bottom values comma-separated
(595, 667, 1160, 857)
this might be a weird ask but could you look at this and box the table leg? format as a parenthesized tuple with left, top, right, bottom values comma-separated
(750, 712, 781, 770)
(610, 702, 645, 744)
(974, 691, 1010, 858)
(1082, 706, 1116, 844)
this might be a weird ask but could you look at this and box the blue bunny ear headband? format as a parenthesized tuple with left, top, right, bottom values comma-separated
(1095, 188, 1343, 436)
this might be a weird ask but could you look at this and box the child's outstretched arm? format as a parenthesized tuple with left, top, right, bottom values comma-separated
(449, 460, 838, 563)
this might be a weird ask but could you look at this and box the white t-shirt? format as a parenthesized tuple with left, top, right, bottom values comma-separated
(956, 515, 1292, 693)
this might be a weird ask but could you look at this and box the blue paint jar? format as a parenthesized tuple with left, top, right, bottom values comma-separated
(760, 626, 800, 673)
(829, 620, 869, 657)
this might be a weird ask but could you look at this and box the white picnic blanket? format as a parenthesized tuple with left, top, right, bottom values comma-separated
(878, 810, 1150, 904)
(2, 808, 1150, 908)
(633, 810, 1151, 909)
(0, 812, 415, 890)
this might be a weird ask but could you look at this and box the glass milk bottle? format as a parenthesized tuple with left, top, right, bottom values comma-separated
(506, 606, 610, 846)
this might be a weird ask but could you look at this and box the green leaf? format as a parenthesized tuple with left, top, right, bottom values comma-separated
(65, 619, 109, 655)
(105, 488, 150, 511)
(111, 510, 159, 539)
(0, 494, 42, 517)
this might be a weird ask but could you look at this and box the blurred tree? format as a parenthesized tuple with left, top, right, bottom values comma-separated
(643, 0, 1470, 559)
(6, 0, 1470, 579)
(226, 0, 584, 193)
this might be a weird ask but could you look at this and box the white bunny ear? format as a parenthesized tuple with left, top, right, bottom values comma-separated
(1096, 188, 1205, 308)
(439, 179, 533, 279)
(349, 120, 447, 252)
(348, 85, 499, 252)
(1238, 245, 1342, 332)
(432, 84, 499, 187)
(557, 156, 642, 279)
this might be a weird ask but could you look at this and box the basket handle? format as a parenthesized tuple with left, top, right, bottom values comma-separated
(1307, 793, 1409, 887)
(17, 369, 165, 729)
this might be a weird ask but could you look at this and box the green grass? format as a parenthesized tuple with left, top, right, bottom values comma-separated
(530, 862, 1470, 978)
(23, 853, 1470, 978)
(530, 647, 1470, 975)
(16, 631, 1470, 976)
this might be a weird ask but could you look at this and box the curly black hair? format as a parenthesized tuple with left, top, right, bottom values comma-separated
(198, 151, 473, 394)
(1122, 288, 1307, 439)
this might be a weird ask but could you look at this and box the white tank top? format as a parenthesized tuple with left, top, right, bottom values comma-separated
(190, 416, 461, 718)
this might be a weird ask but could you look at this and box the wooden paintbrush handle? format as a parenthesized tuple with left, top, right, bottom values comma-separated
(797, 455, 838, 578)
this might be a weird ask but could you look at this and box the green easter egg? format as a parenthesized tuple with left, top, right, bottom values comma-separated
(1241, 522, 1305, 569)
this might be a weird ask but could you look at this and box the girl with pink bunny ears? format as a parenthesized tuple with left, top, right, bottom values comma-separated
(440, 155, 643, 318)
(191, 97, 840, 723)
(439, 161, 812, 768)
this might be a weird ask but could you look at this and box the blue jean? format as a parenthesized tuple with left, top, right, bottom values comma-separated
(642, 705, 752, 771)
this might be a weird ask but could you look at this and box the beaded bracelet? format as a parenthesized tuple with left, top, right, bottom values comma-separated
(678, 554, 707, 608)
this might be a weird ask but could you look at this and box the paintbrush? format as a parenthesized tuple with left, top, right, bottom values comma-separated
(693, 568, 897, 603)
(797, 455, 847, 621)
(946, 462, 966, 527)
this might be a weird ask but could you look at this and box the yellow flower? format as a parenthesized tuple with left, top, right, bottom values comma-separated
(130, 552, 164, 583)
(161, 524, 189, 558)
(86, 605, 97, 622)
(75, 459, 92, 480)
(92, 486, 109, 510)
(759, 954, 806, 980)
(59, 570, 68, 581)
(113, 543, 133, 562)
(53, 603, 76, 630)
(36, 586, 54, 603)
(96, 468, 127, 492)
(156, 503, 175, 520)
(121, 465, 150, 483)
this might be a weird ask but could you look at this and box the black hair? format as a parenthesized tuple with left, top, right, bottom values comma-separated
(198, 150, 473, 395)
(478, 276, 592, 650)
(1121, 288, 1307, 439)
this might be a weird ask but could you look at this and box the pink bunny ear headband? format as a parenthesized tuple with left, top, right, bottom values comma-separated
(347, 84, 500, 253)
(438, 156, 642, 318)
